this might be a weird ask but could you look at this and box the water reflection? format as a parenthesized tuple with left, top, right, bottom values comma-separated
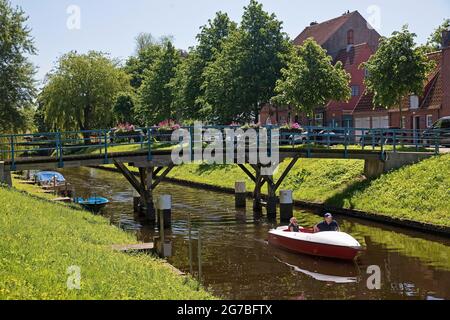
(61, 167, 450, 300)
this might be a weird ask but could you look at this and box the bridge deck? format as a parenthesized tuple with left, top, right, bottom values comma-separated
(0, 148, 389, 171)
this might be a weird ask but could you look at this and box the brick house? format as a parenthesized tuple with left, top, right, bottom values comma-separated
(353, 30, 450, 131)
(260, 10, 380, 126)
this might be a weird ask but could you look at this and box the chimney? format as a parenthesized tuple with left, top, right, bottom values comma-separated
(442, 29, 450, 48)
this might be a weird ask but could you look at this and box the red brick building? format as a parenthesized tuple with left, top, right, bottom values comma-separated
(260, 11, 380, 127)
(353, 31, 450, 131)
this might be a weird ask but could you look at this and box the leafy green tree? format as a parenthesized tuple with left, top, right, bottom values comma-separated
(425, 19, 450, 52)
(136, 42, 181, 125)
(40, 51, 131, 141)
(170, 12, 236, 120)
(273, 38, 351, 116)
(125, 33, 173, 89)
(113, 92, 135, 124)
(202, 0, 290, 123)
(0, 0, 36, 133)
(363, 26, 435, 126)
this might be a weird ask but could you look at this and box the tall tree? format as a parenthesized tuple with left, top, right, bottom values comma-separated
(363, 26, 435, 127)
(125, 33, 173, 89)
(113, 92, 135, 124)
(273, 39, 351, 116)
(136, 42, 181, 125)
(425, 19, 450, 52)
(203, 0, 290, 123)
(0, 0, 36, 133)
(170, 12, 236, 120)
(40, 51, 131, 140)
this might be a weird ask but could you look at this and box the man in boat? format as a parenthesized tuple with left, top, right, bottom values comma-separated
(288, 217, 300, 232)
(314, 213, 340, 233)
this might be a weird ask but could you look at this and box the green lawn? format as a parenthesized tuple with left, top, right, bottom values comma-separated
(0, 187, 213, 300)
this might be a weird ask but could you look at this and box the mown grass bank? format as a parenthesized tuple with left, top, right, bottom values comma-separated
(162, 155, 450, 228)
(0, 187, 213, 300)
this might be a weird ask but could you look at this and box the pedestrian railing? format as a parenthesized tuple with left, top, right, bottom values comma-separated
(0, 125, 447, 170)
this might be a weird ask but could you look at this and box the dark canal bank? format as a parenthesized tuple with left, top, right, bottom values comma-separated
(61, 167, 450, 300)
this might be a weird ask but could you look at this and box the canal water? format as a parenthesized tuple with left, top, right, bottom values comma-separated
(61, 167, 450, 300)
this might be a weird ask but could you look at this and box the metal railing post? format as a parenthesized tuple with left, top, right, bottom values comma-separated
(147, 128, 153, 161)
(393, 130, 397, 152)
(57, 132, 64, 168)
(189, 127, 194, 162)
(10, 135, 15, 171)
(267, 126, 272, 158)
(103, 130, 108, 164)
(344, 128, 348, 158)
(435, 131, 439, 155)
(306, 129, 311, 158)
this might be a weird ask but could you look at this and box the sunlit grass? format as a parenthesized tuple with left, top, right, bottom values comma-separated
(0, 187, 213, 300)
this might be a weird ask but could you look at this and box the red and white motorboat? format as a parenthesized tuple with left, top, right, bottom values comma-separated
(268, 226, 363, 260)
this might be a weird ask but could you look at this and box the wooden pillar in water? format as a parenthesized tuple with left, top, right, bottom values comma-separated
(0, 162, 12, 187)
(266, 175, 277, 219)
(252, 166, 262, 213)
(279, 190, 293, 222)
(235, 181, 246, 208)
(139, 167, 155, 222)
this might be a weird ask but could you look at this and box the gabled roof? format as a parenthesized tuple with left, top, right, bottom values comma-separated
(333, 42, 372, 66)
(293, 11, 357, 46)
(353, 50, 443, 113)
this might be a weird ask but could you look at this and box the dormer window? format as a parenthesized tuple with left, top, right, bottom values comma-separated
(347, 29, 354, 45)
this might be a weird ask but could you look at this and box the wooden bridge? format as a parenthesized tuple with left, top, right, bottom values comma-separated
(0, 125, 442, 219)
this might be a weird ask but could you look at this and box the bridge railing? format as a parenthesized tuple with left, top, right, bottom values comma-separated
(0, 125, 447, 170)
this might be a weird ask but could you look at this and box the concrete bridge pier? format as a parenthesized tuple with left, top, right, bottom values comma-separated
(0, 162, 12, 187)
(364, 152, 434, 179)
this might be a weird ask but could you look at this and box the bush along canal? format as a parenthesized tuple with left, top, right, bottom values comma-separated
(47, 166, 450, 300)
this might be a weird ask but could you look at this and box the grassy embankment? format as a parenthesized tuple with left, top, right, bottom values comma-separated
(0, 186, 213, 299)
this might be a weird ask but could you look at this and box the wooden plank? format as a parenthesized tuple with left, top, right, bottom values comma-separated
(113, 160, 142, 194)
(111, 243, 154, 252)
(52, 197, 72, 202)
(274, 156, 299, 192)
(237, 164, 256, 182)
(151, 164, 174, 189)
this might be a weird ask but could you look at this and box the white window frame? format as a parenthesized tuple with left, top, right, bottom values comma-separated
(351, 85, 360, 97)
(426, 115, 433, 128)
(410, 95, 419, 109)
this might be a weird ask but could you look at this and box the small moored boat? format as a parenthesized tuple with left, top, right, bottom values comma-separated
(268, 226, 363, 260)
(75, 196, 109, 212)
(34, 171, 66, 186)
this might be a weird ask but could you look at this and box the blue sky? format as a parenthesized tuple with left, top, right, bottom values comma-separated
(11, 0, 450, 82)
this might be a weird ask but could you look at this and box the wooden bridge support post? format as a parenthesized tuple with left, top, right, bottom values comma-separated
(139, 167, 155, 222)
(266, 175, 277, 219)
(235, 181, 246, 208)
(156, 194, 172, 229)
(0, 162, 12, 187)
(279, 190, 293, 222)
(252, 166, 263, 213)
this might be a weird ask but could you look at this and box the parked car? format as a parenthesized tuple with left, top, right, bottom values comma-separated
(423, 117, 450, 147)
(359, 127, 407, 146)
(316, 129, 349, 145)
